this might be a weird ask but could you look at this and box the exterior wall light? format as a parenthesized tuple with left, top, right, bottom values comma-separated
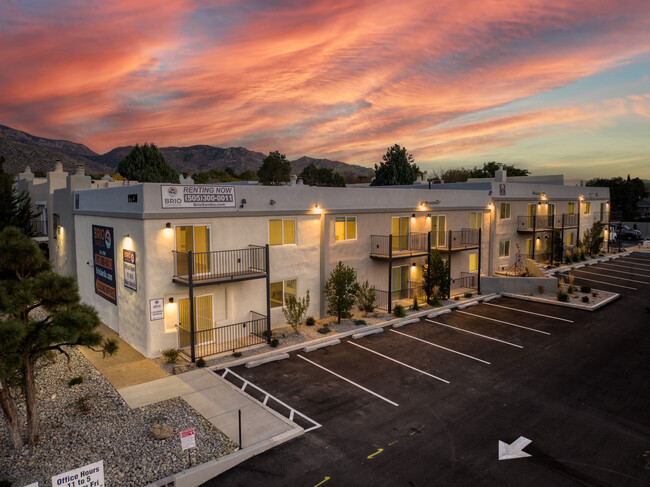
(411, 262, 416, 267)
(579, 195, 584, 200)
(411, 213, 416, 219)
(169, 297, 174, 303)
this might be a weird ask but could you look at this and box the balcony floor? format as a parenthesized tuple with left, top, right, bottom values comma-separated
(173, 270, 267, 286)
(370, 250, 429, 260)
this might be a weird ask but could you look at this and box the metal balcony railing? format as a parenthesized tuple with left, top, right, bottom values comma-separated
(172, 246, 267, 284)
(30, 219, 48, 237)
(370, 233, 429, 259)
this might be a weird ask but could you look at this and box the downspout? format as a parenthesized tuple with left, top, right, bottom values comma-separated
(388, 235, 392, 314)
(188, 250, 195, 363)
(265, 244, 271, 343)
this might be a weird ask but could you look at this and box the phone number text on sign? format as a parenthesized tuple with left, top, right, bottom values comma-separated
(161, 185, 236, 208)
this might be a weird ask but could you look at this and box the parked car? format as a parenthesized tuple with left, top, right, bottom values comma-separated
(609, 223, 642, 240)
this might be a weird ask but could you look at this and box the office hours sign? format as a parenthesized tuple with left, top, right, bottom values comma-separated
(92, 226, 116, 305)
(123, 249, 137, 291)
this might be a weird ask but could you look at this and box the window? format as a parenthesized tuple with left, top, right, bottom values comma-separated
(270, 279, 297, 308)
(269, 219, 296, 245)
(567, 232, 574, 246)
(584, 202, 590, 215)
(431, 215, 446, 247)
(526, 239, 533, 258)
(499, 240, 510, 257)
(469, 253, 478, 272)
(335, 217, 356, 241)
(470, 212, 483, 229)
(568, 202, 575, 215)
(500, 203, 511, 220)
(391, 265, 410, 300)
(392, 216, 409, 251)
(175, 225, 211, 275)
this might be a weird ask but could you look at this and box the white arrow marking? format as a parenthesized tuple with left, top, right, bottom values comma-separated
(498, 436, 532, 460)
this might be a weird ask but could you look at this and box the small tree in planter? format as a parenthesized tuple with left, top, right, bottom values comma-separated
(357, 280, 376, 314)
(324, 262, 359, 323)
(283, 290, 311, 334)
(422, 249, 450, 301)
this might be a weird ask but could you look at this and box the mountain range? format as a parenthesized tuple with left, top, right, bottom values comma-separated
(0, 124, 374, 182)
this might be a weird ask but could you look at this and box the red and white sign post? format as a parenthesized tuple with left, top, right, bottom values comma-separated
(180, 428, 196, 467)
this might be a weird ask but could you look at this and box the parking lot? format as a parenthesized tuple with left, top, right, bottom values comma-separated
(206, 253, 650, 487)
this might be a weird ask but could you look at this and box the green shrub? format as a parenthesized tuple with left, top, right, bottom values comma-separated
(453, 296, 460, 301)
(270, 338, 279, 347)
(354, 319, 366, 326)
(536, 285, 544, 295)
(567, 285, 574, 294)
(317, 326, 331, 334)
(0, 479, 13, 487)
(464, 292, 472, 298)
(68, 376, 83, 387)
(580, 285, 591, 293)
(162, 348, 180, 364)
(196, 357, 206, 368)
(305, 316, 316, 327)
(411, 295, 420, 311)
(581, 296, 589, 303)
(557, 292, 568, 302)
(233, 352, 243, 358)
(393, 304, 406, 317)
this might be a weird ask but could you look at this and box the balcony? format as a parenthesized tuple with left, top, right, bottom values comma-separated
(29, 219, 48, 238)
(370, 233, 429, 260)
(375, 285, 427, 311)
(433, 229, 480, 252)
(516, 215, 553, 232)
(172, 245, 268, 286)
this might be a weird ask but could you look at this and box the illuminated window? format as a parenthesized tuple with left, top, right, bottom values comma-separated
(500, 203, 511, 220)
(269, 219, 296, 245)
(568, 202, 576, 215)
(470, 212, 483, 229)
(335, 217, 357, 241)
(584, 202, 590, 215)
(270, 279, 297, 308)
(499, 240, 510, 258)
(567, 232, 574, 246)
(469, 253, 478, 272)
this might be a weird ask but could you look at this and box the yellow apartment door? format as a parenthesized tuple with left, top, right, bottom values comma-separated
(175, 225, 211, 276)
(178, 295, 214, 349)
(392, 217, 409, 251)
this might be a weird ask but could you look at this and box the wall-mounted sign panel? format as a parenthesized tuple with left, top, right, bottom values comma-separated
(161, 185, 236, 208)
(92, 225, 116, 305)
(123, 249, 137, 291)
(150, 298, 164, 321)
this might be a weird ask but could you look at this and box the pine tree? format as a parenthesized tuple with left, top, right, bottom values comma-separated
(116, 143, 179, 183)
(371, 144, 419, 186)
(0, 227, 117, 447)
(258, 151, 291, 185)
(0, 156, 39, 236)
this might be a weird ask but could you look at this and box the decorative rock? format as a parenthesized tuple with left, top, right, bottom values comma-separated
(150, 423, 174, 440)
(172, 364, 195, 374)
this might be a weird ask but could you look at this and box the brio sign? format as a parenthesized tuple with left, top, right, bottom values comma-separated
(161, 185, 236, 208)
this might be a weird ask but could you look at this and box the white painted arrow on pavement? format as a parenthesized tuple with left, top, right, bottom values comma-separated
(498, 436, 532, 460)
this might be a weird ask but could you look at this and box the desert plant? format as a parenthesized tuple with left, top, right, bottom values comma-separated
(305, 316, 316, 327)
(162, 348, 180, 364)
(428, 285, 441, 306)
(411, 295, 420, 311)
(357, 280, 377, 313)
(567, 285, 574, 294)
(580, 285, 591, 293)
(270, 338, 279, 347)
(568, 274, 575, 287)
(354, 319, 366, 326)
(582, 296, 589, 303)
(317, 326, 331, 335)
(536, 285, 544, 295)
(557, 292, 568, 302)
(283, 290, 311, 333)
(232, 352, 242, 358)
(454, 296, 460, 301)
(464, 292, 472, 298)
(393, 304, 406, 317)
(196, 357, 206, 368)
(75, 394, 97, 414)
(67, 376, 84, 387)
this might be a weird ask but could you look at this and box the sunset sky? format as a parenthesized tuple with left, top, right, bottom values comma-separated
(1, 0, 649, 179)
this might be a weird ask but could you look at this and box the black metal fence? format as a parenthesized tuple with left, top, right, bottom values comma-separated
(370, 233, 429, 257)
(173, 245, 266, 282)
(375, 285, 427, 311)
(179, 311, 268, 358)
(453, 272, 479, 290)
(517, 215, 553, 231)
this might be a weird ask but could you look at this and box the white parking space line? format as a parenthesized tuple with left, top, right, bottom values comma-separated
(598, 263, 650, 275)
(595, 264, 650, 277)
(483, 302, 573, 323)
(566, 275, 637, 290)
(390, 329, 491, 365)
(425, 319, 523, 349)
(617, 257, 650, 267)
(297, 354, 399, 407)
(573, 269, 650, 284)
(348, 341, 450, 383)
(456, 310, 551, 335)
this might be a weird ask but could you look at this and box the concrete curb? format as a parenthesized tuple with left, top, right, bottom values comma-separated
(213, 293, 499, 370)
(245, 353, 289, 368)
(392, 318, 420, 329)
(502, 291, 620, 312)
(351, 328, 384, 339)
(147, 426, 304, 487)
(303, 339, 340, 353)
(427, 308, 452, 318)
(457, 301, 478, 310)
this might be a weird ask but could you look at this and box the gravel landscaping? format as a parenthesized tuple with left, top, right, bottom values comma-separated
(0, 347, 237, 487)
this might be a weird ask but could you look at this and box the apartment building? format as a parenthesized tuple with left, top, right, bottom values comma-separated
(16, 166, 608, 361)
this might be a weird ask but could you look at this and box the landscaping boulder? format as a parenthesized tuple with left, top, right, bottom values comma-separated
(150, 424, 174, 440)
